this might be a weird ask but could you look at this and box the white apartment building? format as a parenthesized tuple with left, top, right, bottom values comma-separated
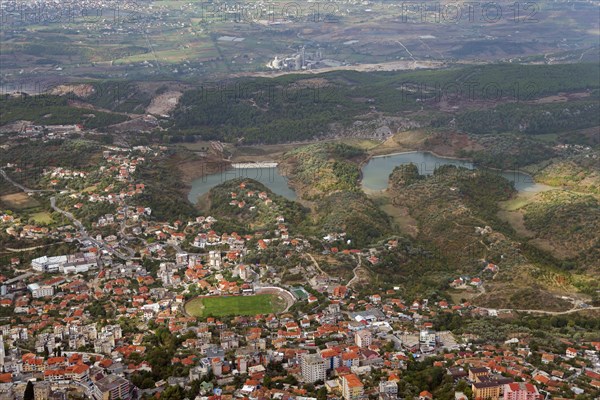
(420, 329, 437, 348)
(301, 353, 326, 383)
(379, 380, 398, 396)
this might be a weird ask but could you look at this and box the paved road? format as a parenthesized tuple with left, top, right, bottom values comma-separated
(5, 242, 64, 252)
(483, 305, 600, 316)
(50, 196, 132, 261)
(168, 242, 206, 259)
(0, 170, 136, 262)
(0, 168, 55, 193)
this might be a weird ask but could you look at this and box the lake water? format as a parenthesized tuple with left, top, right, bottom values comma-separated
(361, 151, 551, 193)
(188, 166, 297, 204)
(188, 152, 550, 204)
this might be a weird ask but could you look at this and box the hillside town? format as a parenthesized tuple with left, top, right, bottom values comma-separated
(0, 138, 599, 400)
(0, 0, 599, 393)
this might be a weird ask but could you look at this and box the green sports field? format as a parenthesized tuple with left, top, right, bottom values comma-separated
(185, 294, 286, 317)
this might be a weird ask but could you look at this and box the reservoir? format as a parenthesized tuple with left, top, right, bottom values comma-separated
(361, 151, 551, 193)
(188, 164, 297, 204)
(188, 151, 551, 204)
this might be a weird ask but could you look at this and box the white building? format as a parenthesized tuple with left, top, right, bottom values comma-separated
(420, 329, 437, 348)
(301, 353, 326, 383)
(31, 255, 67, 272)
(31, 253, 98, 274)
(0, 336, 4, 368)
(60, 252, 99, 274)
(379, 380, 398, 396)
(27, 283, 54, 298)
(209, 251, 221, 270)
(141, 303, 160, 320)
(60, 261, 97, 274)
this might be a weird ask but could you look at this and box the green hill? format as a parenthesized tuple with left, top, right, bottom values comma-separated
(281, 142, 365, 200)
(207, 178, 307, 234)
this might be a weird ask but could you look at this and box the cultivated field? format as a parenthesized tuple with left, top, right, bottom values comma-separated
(0, 193, 41, 210)
(185, 294, 286, 317)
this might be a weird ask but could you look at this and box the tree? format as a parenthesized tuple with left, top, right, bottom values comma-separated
(23, 381, 34, 400)
(161, 385, 185, 400)
(317, 387, 328, 400)
(263, 376, 273, 389)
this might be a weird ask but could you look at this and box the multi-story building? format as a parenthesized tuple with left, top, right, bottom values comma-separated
(211, 358, 223, 377)
(472, 381, 501, 400)
(503, 383, 543, 400)
(31, 255, 67, 273)
(565, 347, 578, 358)
(70, 364, 91, 382)
(341, 373, 364, 400)
(301, 353, 326, 383)
(480, 375, 513, 395)
(341, 351, 360, 368)
(33, 382, 51, 400)
(22, 355, 45, 372)
(320, 348, 341, 371)
(209, 251, 221, 270)
(27, 283, 54, 298)
(93, 375, 131, 400)
(469, 367, 489, 382)
(355, 329, 372, 348)
(378, 380, 398, 397)
(31, 253, 98, 274)
(419, 329, 436, 348)
(189, 358, 211, 381)
(0, 336, 4, 368)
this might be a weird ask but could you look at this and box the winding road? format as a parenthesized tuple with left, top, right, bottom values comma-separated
(484, 305, 600, 316)
(5, 242, 64, 252)
(50, 196, 133, 261)
(0, 168, 56, 193)
(347, 254, 364, 288)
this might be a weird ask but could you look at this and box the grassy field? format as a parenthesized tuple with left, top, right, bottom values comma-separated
(112, 35, 219, 64)
(370, 191, 419, 238)
(498, 187, 546, 211)
(185, 294, 286, 317)
(497, 210, 536, 239)
(30, 211, 53, 224)
(82, 185, 97, 193)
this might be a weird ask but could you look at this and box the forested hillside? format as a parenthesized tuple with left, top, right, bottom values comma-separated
(0, 95, 128, 129)
(167, 63, 600, 144)
(434, 99, 600, 135)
